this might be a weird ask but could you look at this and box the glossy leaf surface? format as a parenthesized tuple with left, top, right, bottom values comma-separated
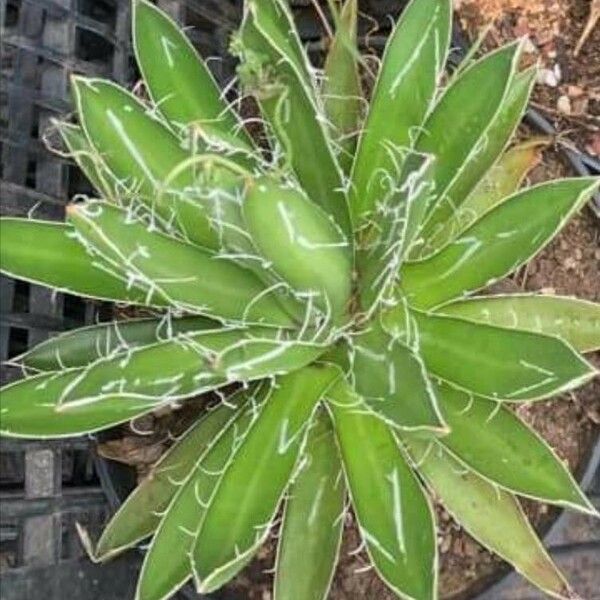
(192, 365, 339, 593)
(351, 0, 451, 220)
(415, 135, 546, 258)
(0, 370, 159, 438)
(436, 382, 595, 513)
(58, 327, 324, 408)
(438, 294, 600, 353)
(244, 177, 352, 323)
(402, 178, 599, 309)
(383, 308, 596, 401)
(406, 438, 572, 599)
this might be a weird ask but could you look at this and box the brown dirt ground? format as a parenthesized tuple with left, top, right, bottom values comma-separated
(101, 0, 600, 598)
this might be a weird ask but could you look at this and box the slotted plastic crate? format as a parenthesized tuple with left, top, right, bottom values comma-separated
(1, 0, 136, 597)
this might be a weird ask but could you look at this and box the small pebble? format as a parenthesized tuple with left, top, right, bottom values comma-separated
(523, 37, 538, 54)
(553, 63, 562, 83)
(538, 68, 558, 87)
(567, 85, 585, 98)
(557, 95, 571, 115)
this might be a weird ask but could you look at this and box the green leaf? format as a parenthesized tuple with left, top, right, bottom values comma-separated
(351, 318, 446, 431)
(351, 0, 451, 220)
(67, 200, 301, 326)
(71, 76, 217, 248)
(404, 438, 573, 599)
(243, 177, 352, 324)
(17, 316, 217, 371)
(402, 178, 600, 309)
(58, 327, 325, 410)
(274, 408, 345, 600)
(235, 1, 351, 237)
(0, 218, 160, 306)
(135, 385, 265, 600)
(1, 327, 325, 439)
(322, 0, 362, 174)
(382, 308, 596, 401)
(414, 135, 547, 259)
(55, 120, 117, 200)
(0, 369, 159, 439)
(437, 294, 600, 353)
(414, 42, 523, 229)
(326, 380, 436, 600)
(133, 0, 247, 141)
(191, 365, 340, 593)
(435, 382, 596, 514)
(95, 393, 247, 561)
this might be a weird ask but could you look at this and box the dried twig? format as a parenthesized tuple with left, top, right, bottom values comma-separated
(574, 0, 600, 56)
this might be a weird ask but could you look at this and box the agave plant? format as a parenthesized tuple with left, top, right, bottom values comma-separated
(1, 0, 599, 598)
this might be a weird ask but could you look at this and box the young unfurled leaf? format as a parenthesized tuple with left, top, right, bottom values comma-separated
(326, 380, 437, 600)
(235, 1, 351, 237)
(191, 365, 340, 593)
(404, 438, 573, 599)
(414, 42, 523, 230)
(351, 318, 446, 432)
(437, 294, 600, 353)
(357, 151, 435, 311)
(136, 386, 265, 600)
(351, 0, 451, 221)
(382, 308, 596, 401)
(95, 393, 247, 561)
(402, 178, 600, 309)
(0, 218, 158, 306)
(68, 201, 301, 326)
(55, 121, 118, 200)
(414, 135, 547, 258)
(133, 0, 248, 142)
(71, 77, 218, 248)
(435, 382, 596, 514)
(274, 408, 345, 600)
(244, 177, 352, 324)
(17, 316, 217, 371)
(323, 0, 362, 174)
